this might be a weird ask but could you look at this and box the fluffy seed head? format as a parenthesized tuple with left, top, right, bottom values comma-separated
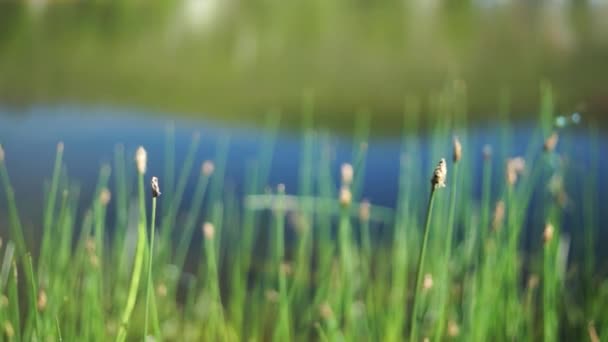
(339, 187, 352, 207)
(544, 223, 555, 244)
(37, 290, 47, 311)
(423, 273, 434, 291)
(277, 183, 286, 194)
(448, 321, 460, 337)
(341, 163, 354, 186)
(4, 321, 14, 338)
(359, 200, 371, 222)
(280, 262, 293, 276)
(492, 200, 506, 231)
(99, 188, 111, 206)
(57, 141, 64, 153)
(506, 157, 525, 186)
(202, 222, 215, 240)
(431, 158, 447, 189)
(265, 290, 279, 303)
(201, 160, 215, 176)
(319, 303, 334, 320)
(157, 283, 168, 298)
(544, 132, 559, 152)
(528, 274, 540, 290)
(453, 136, 462, 163)
(151, 176, 161, 198)
(135, 146, 147, 175)
(0, 145, 4, 163)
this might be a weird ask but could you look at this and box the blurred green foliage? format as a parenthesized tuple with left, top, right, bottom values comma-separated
(0, 1, 607, 132)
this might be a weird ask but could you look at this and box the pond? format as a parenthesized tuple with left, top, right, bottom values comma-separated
(0, 105, 605, 244)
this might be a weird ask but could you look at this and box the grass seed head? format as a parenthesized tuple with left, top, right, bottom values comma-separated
(359, 199, 371, 222)
(37, 289, 47, 312)
(135, 146, 147, 175)
(544, 132, 559, 152)
(544, 223, 555, 244)
(57, 141, 64, 153)
(100, 188, 111, 206)
(423, 273, 434, 291)
(157, 283, 168, 298)
(265, 289, 279, 303)
(0, 145, 4, 163)
(201, 160, 215, 176)
(453, 136, 462, 163)
(492, 200, 506, 231)
(3, 321, 14, 338)
(448, 320, 460, 337)
(202, 222, 215, 240)
(151, 176, 161, 198)
(339, 186, 352, 207)
(431, 158, 447, 189)
(341, 163, 354, 186)
(506, 157, 525, 186)
(319, 302, 334, 320)
(528, 274, 540, 290)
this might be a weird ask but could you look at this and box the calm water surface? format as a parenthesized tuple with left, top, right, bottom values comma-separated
(0, 105, 606, 255)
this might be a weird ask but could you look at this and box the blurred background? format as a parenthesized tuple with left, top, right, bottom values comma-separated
(0, 0, 607, 131)
(0, 0, 607, 216)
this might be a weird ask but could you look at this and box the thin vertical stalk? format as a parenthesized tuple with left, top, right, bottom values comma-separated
(409, 187, 437, 342)
(144, 195, 158, 339)
(116, 155, 147, 342)
(435, 161, 460, 340)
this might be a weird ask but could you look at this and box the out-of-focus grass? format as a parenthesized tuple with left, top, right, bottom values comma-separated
(0, 85, 606, 341)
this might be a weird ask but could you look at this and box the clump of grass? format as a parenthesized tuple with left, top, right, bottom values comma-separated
(0, 88, 604, 341)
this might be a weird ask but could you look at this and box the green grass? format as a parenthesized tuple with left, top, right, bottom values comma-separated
(0, 86, 606, 341)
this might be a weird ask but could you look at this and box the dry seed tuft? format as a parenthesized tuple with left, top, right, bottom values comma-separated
(157, 283, 168, 298)
(3, 321, 14, 338)
(202, 222, 215, 240)
(431, 158, 447, 189)
(37, 289, 47, 312)
(265, 289, 279, 303)
(100, 188, 111, 206)
(0, 145, 4, 163)
(544, 132, 559, 152)
(151, 176, 161, 198)
(453, 136, 462, 163)
(319, 302, 334, 320)
(339, 187, 352, 207)
(135, 146, 147, 175)
(341, 163, 354, 186)
(423, 273, 434, 291)
(492, 201, 506, 231)
(359, 200, 371, 222)
(528, 274, 540, 290)
(448, 320, 460, 337)
(506, 157, 525, 186)
(544, 223, 555, 244)
(201, 160, 215, 176)
(57, 141, 64, 153)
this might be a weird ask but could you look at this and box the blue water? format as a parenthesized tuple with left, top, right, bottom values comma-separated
(0, 105, 606, 258)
